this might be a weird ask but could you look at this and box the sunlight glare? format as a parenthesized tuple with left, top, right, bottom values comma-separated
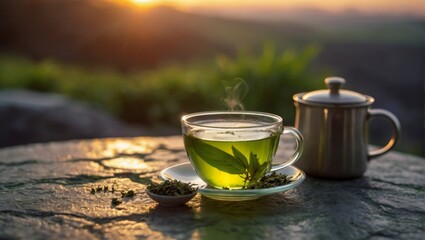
(133, 0, 150, 3)
(130, 0, 154, 5)
(102, 157, 150, 170)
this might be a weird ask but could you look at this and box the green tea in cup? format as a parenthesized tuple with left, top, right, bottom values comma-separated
(181, 111, 303, 189)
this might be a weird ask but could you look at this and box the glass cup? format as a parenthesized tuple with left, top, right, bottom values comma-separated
(181, 111, 304, 189)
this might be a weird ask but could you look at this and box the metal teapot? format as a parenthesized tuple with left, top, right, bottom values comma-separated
(293, 77, 400, 179)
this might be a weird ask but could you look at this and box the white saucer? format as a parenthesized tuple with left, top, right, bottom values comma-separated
(160, 162, 306, 201)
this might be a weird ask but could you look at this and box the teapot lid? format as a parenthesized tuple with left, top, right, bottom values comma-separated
(302, 77, 367, 104)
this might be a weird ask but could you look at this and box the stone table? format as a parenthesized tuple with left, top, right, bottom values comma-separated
(0, 136, 424, 239)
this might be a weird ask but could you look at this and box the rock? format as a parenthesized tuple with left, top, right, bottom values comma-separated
(0, 90, 146, 147)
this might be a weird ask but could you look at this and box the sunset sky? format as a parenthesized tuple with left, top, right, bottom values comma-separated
(123, 0, 424, 16)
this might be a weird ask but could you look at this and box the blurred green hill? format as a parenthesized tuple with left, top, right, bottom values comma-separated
(0, 0, 423, 155)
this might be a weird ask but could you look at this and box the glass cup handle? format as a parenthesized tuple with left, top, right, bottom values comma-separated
(271, 126, 304, 172)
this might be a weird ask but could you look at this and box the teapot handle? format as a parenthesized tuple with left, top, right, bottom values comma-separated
(367, 109, 401, 160)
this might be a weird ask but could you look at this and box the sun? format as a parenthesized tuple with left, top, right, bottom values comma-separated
(130, 0, 154, 4)
(109, 0, 160, 9)
(120, 0, 159, 8)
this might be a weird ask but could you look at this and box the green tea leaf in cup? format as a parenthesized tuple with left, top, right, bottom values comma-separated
(231, 146, 250, 169)
(189, 137, 246, 174)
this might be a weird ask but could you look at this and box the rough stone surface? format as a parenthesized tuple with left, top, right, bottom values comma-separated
(0, 90, 147, 147)
(0, 136, 424, 240)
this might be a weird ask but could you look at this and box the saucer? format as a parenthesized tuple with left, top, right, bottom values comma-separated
(160, 162, 305, 201)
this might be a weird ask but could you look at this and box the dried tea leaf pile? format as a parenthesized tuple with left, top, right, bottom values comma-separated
(147, 180, 197, 196)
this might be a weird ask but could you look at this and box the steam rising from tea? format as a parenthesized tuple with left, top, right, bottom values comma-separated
(222, 78, 249, 111)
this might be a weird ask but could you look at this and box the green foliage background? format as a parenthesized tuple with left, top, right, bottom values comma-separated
(0, 43, 323, 128)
